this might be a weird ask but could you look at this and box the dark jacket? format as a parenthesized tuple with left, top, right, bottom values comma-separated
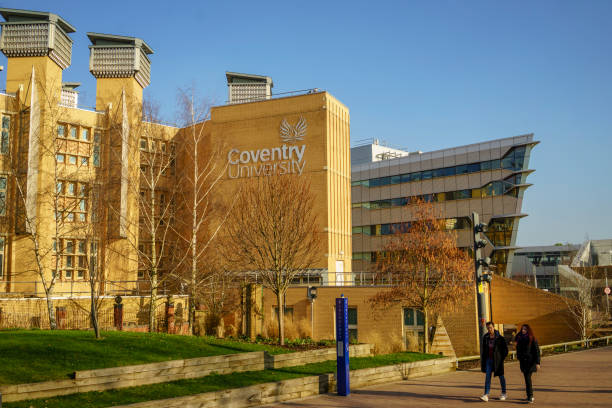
(516, 334, 541, 373)
(480, 330, 508, 376)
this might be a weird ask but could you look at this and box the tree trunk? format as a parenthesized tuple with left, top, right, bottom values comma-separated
(150, 271, 158, 332)
(277, 291, 285, 345)
(46, 292, 57, 330)
(423, 308, 429, 354)
(91, 282, 100, 338)
(422, 266, 429, 353)
(189, 225, 197, 335)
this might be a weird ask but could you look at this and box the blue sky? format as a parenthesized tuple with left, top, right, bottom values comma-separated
(2, 0, 611, 246)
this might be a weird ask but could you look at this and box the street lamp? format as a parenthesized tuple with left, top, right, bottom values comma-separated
(308, 286, 318, 338)
(606, 251, 611, 317)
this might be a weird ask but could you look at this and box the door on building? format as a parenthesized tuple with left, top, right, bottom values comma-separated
(335, 260, 344, 286)
(403, 308, 425, 351)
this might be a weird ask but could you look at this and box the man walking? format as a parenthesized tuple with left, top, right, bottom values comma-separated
(480, 321, 508, 401)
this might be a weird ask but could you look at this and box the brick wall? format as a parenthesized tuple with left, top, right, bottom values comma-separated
(263, 286, 481, 356)
(491, 276, 579, 345)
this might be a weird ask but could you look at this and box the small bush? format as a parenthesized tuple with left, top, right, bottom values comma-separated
(264, 317, 311, 340)
(367, 331, 406, 355)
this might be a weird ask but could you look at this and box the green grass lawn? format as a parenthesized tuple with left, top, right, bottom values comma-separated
(3, 352, 440, 408)
(0, 329, 291, 384)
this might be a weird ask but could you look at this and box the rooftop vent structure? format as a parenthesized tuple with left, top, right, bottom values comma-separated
(60, 82, 80, 108)
(226, 71, 273, 104)
(0, 8, 76, 69)
(87, 33, 153, 88)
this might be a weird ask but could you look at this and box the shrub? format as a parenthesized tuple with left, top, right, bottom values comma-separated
(366, 331, 406, 355)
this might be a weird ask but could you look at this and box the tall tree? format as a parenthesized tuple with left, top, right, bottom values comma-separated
(370, 198, 473, 353)
(224, 174, 321, 345)
(108, 98, 182, 332)
(174, 88, 229, 334)
(9, 70, 89, 329)
(562, 266, 598, 342)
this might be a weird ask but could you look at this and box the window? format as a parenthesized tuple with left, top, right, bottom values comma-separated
(68, 155, 77, 165)
(57, 124, 65, 137)
(140, 138, 147, 150)
(468, 163, 481, 173)
(348, 307, 358, 342)
(66, 212, 74, 222)
(0, 176, 6, 216)
(1, 116, 10, 154)
(67, 182, 76, 196)
(403, 308, 425, 350)
(57, 154, 65, 163)
(0, 237, 4, 278)
(59, 239, 94, 280)
(93, 131, 101, 167)
(456, 164, 468, 174)
(81, 128, 89, 141)
(93, 145, 100, 167)
(81, 157, 89, 166)
(432, 168, 446, 178)
(69, 127, 77, 139)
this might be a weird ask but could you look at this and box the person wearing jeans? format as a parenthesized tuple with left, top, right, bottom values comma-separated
(480, 321, 508, 401)
(516, 324, 541, 403)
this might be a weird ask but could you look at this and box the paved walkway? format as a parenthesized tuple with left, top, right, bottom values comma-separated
(265, 346, 612, 407)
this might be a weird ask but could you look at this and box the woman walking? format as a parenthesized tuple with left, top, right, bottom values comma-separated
(480, 321, 508, 401)
(516, 324, 541, 403)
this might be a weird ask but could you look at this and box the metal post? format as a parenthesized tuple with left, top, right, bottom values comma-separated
(605, 272, 609, 318)
(472, 212, 488, 341)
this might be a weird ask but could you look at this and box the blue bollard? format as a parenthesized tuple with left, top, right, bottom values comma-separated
(336, 296, 350, 396)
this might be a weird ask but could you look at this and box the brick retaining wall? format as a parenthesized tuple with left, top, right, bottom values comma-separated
(112, 357, 456, 407)
(269, 344, 372, 368)
(0, 345, 373, 402)
(0, 351, 264, 403)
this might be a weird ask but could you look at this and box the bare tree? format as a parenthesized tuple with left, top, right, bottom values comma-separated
(370, 198, 473, 353)
(562, 266, 598, 342)
(174, 88, 229, 334)
(223, 174, 321, 345)
(9, 70, 89, 329)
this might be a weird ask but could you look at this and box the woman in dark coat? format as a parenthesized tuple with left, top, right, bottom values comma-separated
(515, 324, 541, 403)
(480, 321, 508, 401)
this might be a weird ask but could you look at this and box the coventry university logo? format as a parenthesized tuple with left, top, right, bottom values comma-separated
(280, 116, 307, 143)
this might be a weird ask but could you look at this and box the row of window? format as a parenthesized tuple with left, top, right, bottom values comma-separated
(57, 154, 93, 167)
(57, 125, 101, 167)
(52, 239, 97, 281)
(352, 146, 528, 188)
(58, 124, 92, 142)
(352, 217, 471, 236)
(57, 180, 87, 197)
(139, 138, 175, 154)
(352, 180, 520, 210)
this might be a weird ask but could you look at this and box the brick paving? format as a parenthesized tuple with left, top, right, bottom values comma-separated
(265, 346, 612, 407)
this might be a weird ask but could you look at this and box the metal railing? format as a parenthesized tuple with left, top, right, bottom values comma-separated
(0, 280, 175, 298)
(224, 88, 323, 105)
(457, 335, 612, 362)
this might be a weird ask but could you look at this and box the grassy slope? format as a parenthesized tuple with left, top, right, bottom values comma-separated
(0, 330, 290, 384)
(4, 352, 440, 408)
